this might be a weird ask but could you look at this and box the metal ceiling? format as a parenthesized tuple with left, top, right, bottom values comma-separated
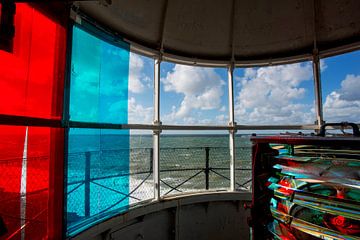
(75, 0, 360, 65)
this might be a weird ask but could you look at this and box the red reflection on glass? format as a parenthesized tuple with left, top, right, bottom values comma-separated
(278, 222, 296, 240)
(277, 201, 288, 213)
(0, 4, 66, 119)
(324, 214, 360, 235)
(278, 179, 294, 196)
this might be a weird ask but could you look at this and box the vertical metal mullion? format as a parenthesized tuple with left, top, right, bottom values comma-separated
(228, 63, 236, 191)
(312, 50, 324, 130)
(153, 56, 161, 201)
(61, 18, 74, 238)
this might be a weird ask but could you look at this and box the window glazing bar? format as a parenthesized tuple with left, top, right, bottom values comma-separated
(312, 50, 324, 129)
(46, 121, 324, 131)
(153, 56, 161, 201)
(228, 63, 236, 191)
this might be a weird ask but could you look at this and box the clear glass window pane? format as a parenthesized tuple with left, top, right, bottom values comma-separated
(321, 50, 360, 123)
(160, 131, 229, 196)
(234, 62, 315, 125)
(160, 62, 229, 125)
(128, 53, 154, 124)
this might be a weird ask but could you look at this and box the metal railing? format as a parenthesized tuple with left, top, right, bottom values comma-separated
(66, 146, 252, 222)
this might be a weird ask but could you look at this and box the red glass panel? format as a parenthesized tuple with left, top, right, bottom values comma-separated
(0, 3, 66, 239)
(0, 127, 64, 240)
(24, 127, 50, 239)
(0, 125, 26, 240)
(0, 4, 31, 116)
(0, 4, 66, 119)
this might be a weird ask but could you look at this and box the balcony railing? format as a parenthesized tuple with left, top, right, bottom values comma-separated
(65, 146, 252, 226)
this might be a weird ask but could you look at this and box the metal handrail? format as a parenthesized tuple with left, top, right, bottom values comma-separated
(65, 146, 253, 216)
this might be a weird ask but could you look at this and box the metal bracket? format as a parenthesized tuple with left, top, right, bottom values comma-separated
(153, 121, 162, 134)
(228, 121, 237, 133)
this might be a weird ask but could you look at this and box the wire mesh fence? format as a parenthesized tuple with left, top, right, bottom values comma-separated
(66, 145, 253, 218)
(159, 147, 252, 195)
(0, 155, 49, 240)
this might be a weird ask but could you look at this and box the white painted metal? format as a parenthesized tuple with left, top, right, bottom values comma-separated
(228, 64, 236, 191)
(104, 123, 320, 131)
(72, 192, 252, 240)
(153, 56, 161, 200)
(20, 126, 28, 240)
(312, 50, 324, 129)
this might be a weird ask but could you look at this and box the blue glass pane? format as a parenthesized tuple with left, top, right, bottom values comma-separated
(70, 25, 130, 123)
(66, 128, 130, 236)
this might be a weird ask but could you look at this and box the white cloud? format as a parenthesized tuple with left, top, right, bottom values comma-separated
(320, 59, 327, 72)
(219, 106, 227, 112)
(323, 74, 360, 122)
(215, 114, 227, 124)
(128, 53, 151, 93)
(339, 74, 360, 101)
(128, 97, 153, 124)
(235, 62, 314, 124)
(162, 65, 225, 123)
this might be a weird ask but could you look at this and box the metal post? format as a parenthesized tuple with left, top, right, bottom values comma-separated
(150, 148, 153, 172)
(228, 63, 236, 191)
(312, 49, 324, 130)
(84, 152, 91, 217)
(205, 147, 210, 190)
(153, 56, 161, 201)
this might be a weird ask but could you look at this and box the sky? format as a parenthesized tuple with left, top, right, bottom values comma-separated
(128, 50, 360, 126)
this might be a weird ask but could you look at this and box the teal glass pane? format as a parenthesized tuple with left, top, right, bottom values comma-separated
(70, 25, 130, 123)
(66, 128, 130, 236)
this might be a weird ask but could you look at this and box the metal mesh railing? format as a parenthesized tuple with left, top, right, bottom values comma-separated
(0, 156, 49, 239)
(159, 147, 252, 195)
(66, 146, 252, 219)
(66, 148, 155, 227)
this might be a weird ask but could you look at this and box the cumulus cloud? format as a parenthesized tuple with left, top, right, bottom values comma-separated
(338, 74, 360, 101)
(127, 97, 153, 124)
(235, 63, 314, 124)
(162, 65, 226, 124)
(215, 114, 227, 124)
(128, 53, 151, 93)
(323, 74, 360, 122)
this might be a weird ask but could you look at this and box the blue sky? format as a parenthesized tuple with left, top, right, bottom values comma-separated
(128, 49, 359, 125)
(321, 51, 360, 122)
